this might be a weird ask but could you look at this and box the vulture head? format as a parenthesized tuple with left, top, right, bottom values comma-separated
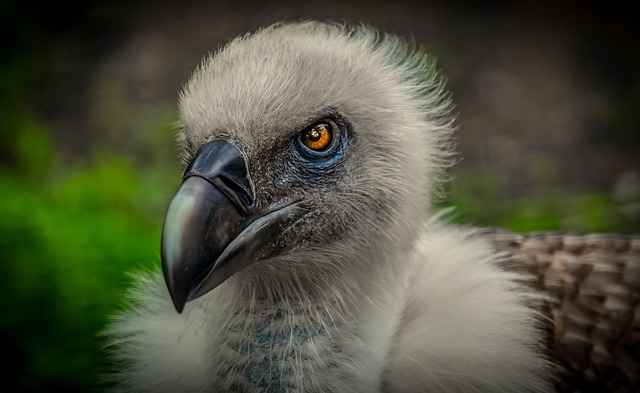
(163, 22, 452, 312)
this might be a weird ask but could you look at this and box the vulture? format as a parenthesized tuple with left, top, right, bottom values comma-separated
(106, 21, 640, 392)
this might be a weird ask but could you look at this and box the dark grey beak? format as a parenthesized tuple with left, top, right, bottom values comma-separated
(161, 139, 304, 313)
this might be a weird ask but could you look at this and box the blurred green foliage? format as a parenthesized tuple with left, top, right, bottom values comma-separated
(1, 26, 178, 389)
(0, 157, 169, 392)
(441, 164, 639, 233)
(0, 85, 178, 391)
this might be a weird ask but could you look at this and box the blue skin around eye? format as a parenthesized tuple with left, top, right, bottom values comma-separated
(273, 130, 348, 188)
(291, 129, 348, 171)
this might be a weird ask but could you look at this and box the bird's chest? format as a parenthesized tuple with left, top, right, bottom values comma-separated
(211, 308, 358, 393)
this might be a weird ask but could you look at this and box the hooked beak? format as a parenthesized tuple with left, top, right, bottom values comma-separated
(161, 139, 304, 312)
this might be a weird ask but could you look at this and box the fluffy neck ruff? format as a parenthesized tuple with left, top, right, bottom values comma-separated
(204, 242, 410, 392)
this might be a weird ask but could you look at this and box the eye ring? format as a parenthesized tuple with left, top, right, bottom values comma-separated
(299, 122, 333, 152)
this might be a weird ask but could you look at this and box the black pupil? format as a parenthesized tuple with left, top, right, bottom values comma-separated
(307, 127, 322, 142)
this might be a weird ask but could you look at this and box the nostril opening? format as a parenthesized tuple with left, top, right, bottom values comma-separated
(213, 175, 254, 214)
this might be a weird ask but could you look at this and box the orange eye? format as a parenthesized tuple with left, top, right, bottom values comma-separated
(300, 123, 333, 151)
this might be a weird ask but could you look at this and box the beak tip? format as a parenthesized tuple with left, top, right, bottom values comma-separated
(166, 280, 188, 313)
(162, 265, 188, 314)
(172, 298, 186, 314)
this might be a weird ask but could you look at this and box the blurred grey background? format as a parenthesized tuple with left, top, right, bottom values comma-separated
(5, 0, 639, 230)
